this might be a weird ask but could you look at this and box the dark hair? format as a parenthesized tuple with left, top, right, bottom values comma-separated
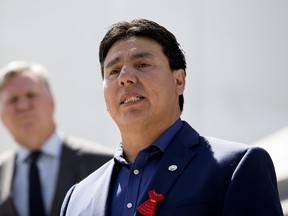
(99, 18, 186, 112)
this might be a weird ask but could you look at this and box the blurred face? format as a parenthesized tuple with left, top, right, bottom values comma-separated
(103, 37, 185, 132)
(0, 72, 55, 149)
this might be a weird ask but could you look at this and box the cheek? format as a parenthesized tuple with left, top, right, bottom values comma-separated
(103, 86, 110, 102)
(103, 81, 117, 103)
(0, 106, 13, 120)
(103, 89, 114, 113)
(154, 77, 177, 96)
(1, 109, 14, 128)
(37, 98, 54, 116)
(103, 81, 111, 96)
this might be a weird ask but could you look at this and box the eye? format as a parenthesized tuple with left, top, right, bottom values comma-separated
(26, 92, 37, 98)
(105, 68, 121, 78)
(7, 96, 18, 104)
(137, 62, 150, 69)
(110, 69, 120, 75)
(135, 61, 153, 72)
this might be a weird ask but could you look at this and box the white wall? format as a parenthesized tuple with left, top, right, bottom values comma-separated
(1, 0, 288, 153)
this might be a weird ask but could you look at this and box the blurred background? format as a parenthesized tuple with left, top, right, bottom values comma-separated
(0, 0, 287, 213)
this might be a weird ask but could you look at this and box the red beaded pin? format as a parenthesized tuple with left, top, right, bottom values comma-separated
(137, 190, 165, 216)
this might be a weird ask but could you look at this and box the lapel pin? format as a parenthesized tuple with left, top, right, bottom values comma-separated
(168, 165, 178, 172)
(137, 190, 165, 216)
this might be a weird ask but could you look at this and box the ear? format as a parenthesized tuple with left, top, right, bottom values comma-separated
(173, 69, 186, 95)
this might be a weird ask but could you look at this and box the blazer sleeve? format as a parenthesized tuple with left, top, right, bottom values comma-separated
(222, 147, 283, 216)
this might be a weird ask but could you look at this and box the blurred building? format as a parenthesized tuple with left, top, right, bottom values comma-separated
(253, 127, 288, 215)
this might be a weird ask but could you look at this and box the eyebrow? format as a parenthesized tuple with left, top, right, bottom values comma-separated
(104, 52, 153, 69)
(105, 56, 121, 69)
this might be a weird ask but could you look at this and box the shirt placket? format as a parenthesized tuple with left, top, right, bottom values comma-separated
(123, 163, 143, 216)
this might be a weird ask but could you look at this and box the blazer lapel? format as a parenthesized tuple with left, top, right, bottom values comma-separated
(91, 160, 115, 216)
(50, 142, 80, 216)
(0, 150, 19, 216)
(136, 122, 200, 215)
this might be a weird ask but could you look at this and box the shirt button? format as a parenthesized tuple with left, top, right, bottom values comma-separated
(133, 169, 139, 175)
(127, 203, 133, 208)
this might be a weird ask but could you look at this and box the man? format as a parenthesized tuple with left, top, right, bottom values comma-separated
(0, 61, 113, 216)
(61, 19, 283, 215)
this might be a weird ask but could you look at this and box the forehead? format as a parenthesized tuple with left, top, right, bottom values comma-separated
(1, 72, 42, 92)
(105, 37, 163, 62)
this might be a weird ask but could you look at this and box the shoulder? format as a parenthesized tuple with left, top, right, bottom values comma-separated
(179, 121, 257, 157)
(62, 135, 115, 156)
(75, 159, 114, 189)
(178, 121, 271, 165)
(0, 150, 16, 166)
(61, 160, 114, 215)
(204, 136, 250, 153)
(62, 160, 114, 201)
(202, 136, 273, 167)
(204, 136, 267, 154)
(60, 136, 114, 171)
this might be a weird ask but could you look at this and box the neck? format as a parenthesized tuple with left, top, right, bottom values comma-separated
(119, 118, 178, 163)
(18, 125, 56, 151)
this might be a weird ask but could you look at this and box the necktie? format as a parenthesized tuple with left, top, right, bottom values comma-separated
(29, 151, 46, 216)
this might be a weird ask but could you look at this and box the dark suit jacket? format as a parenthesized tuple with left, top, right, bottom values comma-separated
(0, 135, 113, 216)
(61, 121, 283, 216)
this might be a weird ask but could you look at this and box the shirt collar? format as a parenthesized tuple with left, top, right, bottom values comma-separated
(114, 118, 183, 164)
(114, 144, 127, 164)
(151, 118, 183, 152)
(16, 129, 63, 163)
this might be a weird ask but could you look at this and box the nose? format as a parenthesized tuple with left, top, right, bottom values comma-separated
(118, 66, 137, 87)
(16, 97, 31, 110)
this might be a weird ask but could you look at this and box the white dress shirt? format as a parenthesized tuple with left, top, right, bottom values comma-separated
(12, 130, 63, 216)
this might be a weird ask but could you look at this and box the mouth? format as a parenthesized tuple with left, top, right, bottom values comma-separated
(121, 96, 144, 105)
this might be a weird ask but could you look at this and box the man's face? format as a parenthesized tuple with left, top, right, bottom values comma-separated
(0, 72, 55, 149)
(103, 37, 185, 131)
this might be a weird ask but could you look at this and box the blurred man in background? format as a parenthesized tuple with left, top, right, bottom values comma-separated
(0, 61, 113, 216)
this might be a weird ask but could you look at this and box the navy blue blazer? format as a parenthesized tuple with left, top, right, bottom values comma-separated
(61, 121, 283, 216)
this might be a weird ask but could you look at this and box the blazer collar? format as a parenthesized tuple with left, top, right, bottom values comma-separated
(91, 160, 115, 216)
(135, 121, 200, 215)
